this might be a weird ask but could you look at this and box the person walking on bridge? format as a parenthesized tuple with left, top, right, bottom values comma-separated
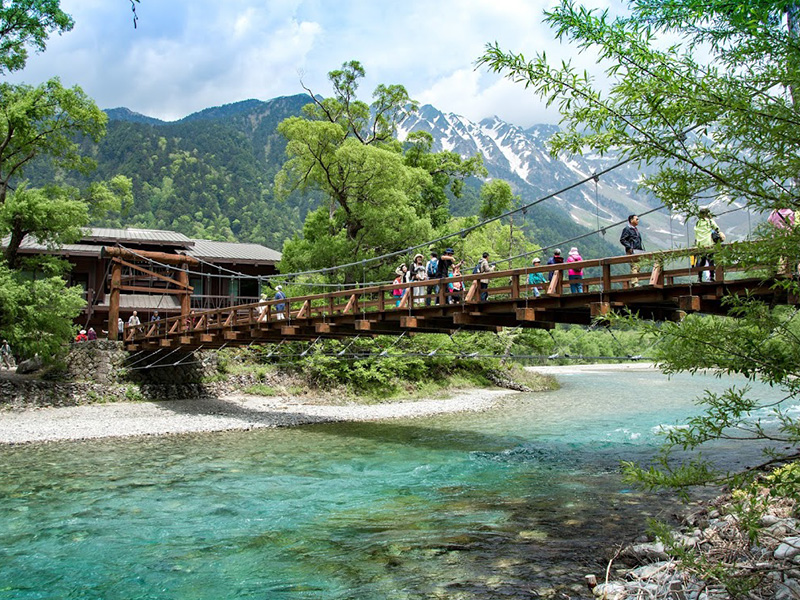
(274, 285, 287, 320)
(566, 247, 584, 293)
(425, 251, 439, 306)
(546, 248, 564, 282)
(694, 209, 721, 282)
(620, 214, 644, 287)
(478, 252, 494, 301)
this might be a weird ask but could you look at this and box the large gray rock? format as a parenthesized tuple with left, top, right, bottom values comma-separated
(774, 537, 800, 561)
(16, 355, 43, 374)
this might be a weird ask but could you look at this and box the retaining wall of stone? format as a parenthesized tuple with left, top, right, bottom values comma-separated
(0, 341, 251, 409)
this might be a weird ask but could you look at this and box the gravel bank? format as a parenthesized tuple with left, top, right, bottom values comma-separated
(526, 362, 659, 375)
(0, 389, 516, 445)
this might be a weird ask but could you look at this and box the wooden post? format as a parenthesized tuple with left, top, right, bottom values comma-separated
(178, 263, 190, 318)
(109, 260, 122, 340)
(510, 274, 520, 299)
(602, 262, 611, 292)
(547, 270, 562, 297)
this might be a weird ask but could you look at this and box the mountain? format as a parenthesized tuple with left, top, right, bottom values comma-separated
(398, 105, 753, 251)
(25, 94, 752, 260)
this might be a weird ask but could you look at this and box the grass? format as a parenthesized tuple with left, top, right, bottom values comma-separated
(243, 383, 277, 397)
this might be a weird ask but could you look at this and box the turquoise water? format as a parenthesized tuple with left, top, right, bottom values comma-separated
(0, 370, 789, 599)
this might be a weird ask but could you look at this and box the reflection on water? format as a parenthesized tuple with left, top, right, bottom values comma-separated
(0, 370, 788, 599)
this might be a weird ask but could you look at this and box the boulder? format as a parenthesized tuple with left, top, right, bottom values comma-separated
(774, 537, 800, 561)
(16, 355, 44, 375)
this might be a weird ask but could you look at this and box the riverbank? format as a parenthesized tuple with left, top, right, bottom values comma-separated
(0, 388, 518, 445)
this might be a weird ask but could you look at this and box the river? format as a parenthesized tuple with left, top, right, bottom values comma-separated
(0, 367, 789, 599)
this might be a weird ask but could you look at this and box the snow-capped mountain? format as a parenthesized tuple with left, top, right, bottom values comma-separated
(399, 104, 754, 249)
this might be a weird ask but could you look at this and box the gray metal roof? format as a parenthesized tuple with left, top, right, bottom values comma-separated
(186, 239, 281, 264)
(83, 227, 194, 247)
(5, 237, 103, 256)
(4, 228, 280, 264)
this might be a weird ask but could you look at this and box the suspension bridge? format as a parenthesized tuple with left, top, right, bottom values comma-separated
(117, 245, 795, 352)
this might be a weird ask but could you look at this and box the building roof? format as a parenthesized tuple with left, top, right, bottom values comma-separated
(186, 238, 281, 264)
(6, 228, 281, 264)
(82, 227, 194, 248)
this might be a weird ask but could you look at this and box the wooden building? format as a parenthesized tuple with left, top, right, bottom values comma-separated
(9, 227, 281, 333)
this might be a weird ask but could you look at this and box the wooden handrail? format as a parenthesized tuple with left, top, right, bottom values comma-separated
(125, 243, 758, 343)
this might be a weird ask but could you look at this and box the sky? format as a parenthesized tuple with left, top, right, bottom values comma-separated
(9, 0, 618, 127)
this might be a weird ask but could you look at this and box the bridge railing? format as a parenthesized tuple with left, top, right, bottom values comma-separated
(123, 244, 761, 342)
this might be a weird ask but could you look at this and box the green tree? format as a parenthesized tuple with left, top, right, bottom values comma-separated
(0, 0, 73, 74)
(0, 2, 132, 358)
(478, 179, 514, 220)
(275, 61, 435, 283)
(478, 0, 800, 493)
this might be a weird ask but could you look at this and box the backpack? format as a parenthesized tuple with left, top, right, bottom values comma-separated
(426, 258, 438, 278)
(472, 262, 481, 275)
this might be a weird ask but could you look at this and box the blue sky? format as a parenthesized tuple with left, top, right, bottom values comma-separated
(9, 0, 616, 126)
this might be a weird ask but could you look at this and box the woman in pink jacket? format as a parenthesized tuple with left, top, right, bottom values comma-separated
(566, 247, 584, 293)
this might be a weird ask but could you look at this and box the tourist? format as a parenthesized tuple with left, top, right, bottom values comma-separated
(1, 339, 13, 370)
(694, 208, 722, 282)
(392, 267, 405, 307)
(528, 257, 548, 297)
(620, 214, 644, 287)
(150, 311, 160, 322)
(274, 285, 287, 320)
(478, 251, 494, 301)
(436, 249, 459, 303)
(768, 208, 795, 276)
(567, 247, 584, 293)
(258, 292, 269, 319)
(768, 207, 795, 230)
(87, 327, 97, 341)
(425, 251, 439, 306)
(411, 254, 427, 306)
(75, 329, 88, 343)
(449, 264, 464, 304)
(546, 248, 565, 281)
(127, 311, 141, 327)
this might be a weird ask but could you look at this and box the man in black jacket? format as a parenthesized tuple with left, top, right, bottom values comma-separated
(620, 214, 644, 287)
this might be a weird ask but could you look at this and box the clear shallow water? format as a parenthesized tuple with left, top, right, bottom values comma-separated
(0, 370, 789, 599)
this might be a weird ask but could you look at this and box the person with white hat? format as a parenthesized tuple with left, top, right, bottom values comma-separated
(528, 257, 548, 297)
(1, 339, 13, 369)
(566, 247, 584, 293)
(411, 253, 427, 306)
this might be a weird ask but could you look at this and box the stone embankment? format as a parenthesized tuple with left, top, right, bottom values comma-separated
(591, 492, 799, 600)
(0, 340, 259, 409)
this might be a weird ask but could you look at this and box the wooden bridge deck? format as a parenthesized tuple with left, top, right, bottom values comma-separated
(122, 248, 795, 351)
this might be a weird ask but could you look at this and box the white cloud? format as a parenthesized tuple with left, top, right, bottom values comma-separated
(5, 0, 630, 125)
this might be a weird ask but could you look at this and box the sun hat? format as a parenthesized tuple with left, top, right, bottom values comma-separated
(276, 285, 282, 291)
(554, 248, 562, 256)
(80, 329, 86, 335)
(413, 253, 423, 261)
(568, 247, 579, 256)
(532, 257, 541, 264)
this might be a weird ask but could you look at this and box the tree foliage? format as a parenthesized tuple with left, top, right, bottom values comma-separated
(0, 2, 131, 357)
(0, 0, 73, 74)
(479, 0, 800, 217)
(478, 0, 800, 498)
(275, 61, 489, 284)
